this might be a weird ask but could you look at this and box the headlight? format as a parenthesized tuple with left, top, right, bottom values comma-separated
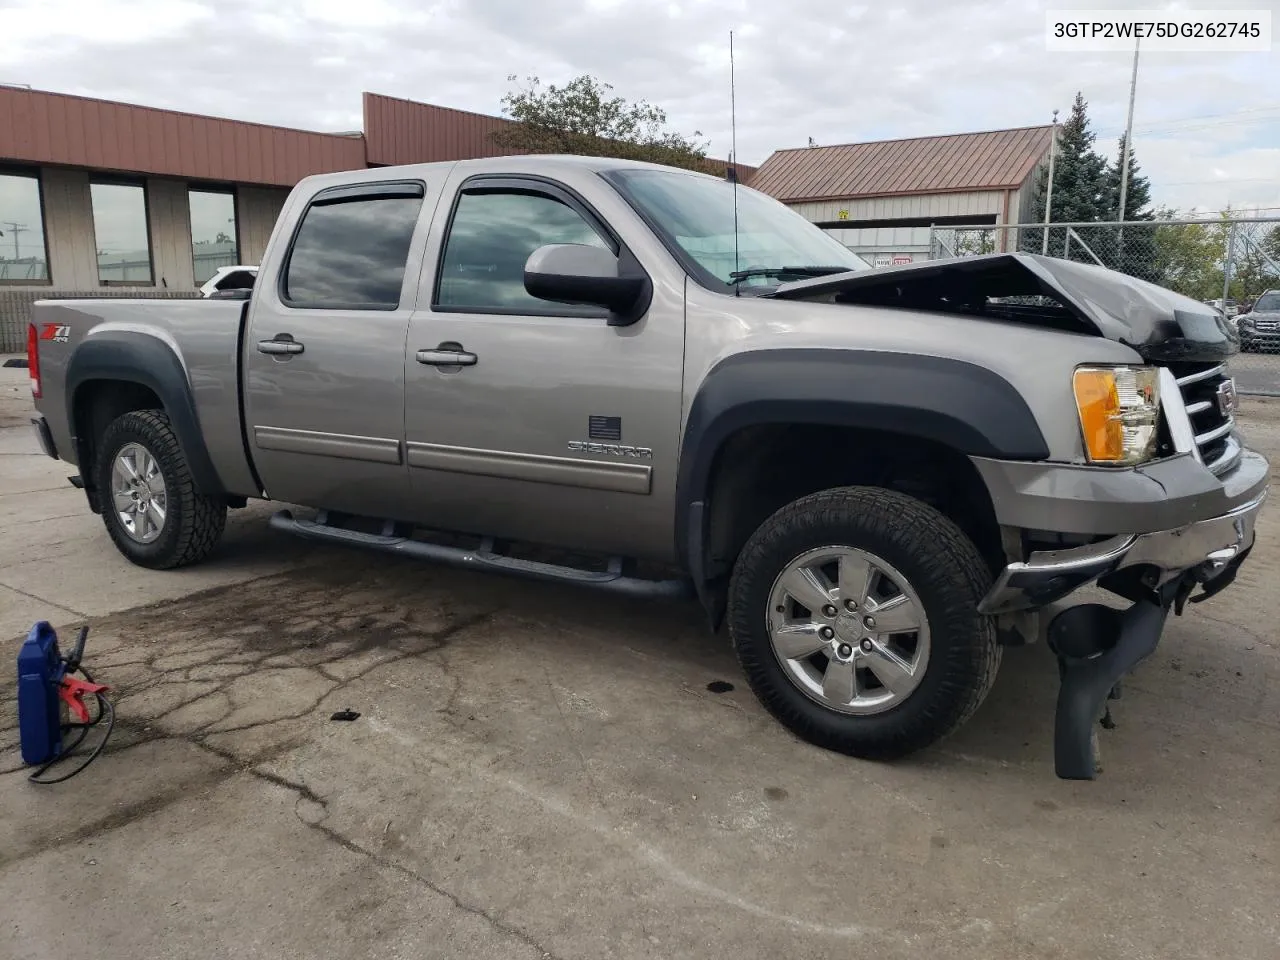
(1072, 366, 1161, 465)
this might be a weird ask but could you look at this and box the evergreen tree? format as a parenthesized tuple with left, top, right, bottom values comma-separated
(1021, 92, 1110, 256)
(1030, 92, 1109, 225)
(1102, 135, 1159, 281)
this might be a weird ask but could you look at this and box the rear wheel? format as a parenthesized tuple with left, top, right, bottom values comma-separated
(96, 409, 227, 569)
(727, 486, 1001, 760)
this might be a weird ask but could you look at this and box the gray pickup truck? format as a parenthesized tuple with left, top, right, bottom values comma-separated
(27, 155, 1268, 779)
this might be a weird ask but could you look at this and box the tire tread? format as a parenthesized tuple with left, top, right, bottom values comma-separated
(97, 409, 226, 569)
(727, 486, 1000, 760)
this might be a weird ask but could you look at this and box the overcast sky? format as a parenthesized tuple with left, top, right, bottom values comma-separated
(3, 0, 1277, 215)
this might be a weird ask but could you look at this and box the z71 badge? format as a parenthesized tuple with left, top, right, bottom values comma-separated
(568, 440, 653, 459)
(40, 324, 71, 343)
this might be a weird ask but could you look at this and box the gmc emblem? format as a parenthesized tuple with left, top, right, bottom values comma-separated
(1216, 379, 1238, 417)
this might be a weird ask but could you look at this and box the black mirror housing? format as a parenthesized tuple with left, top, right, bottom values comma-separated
(524, 243, 651, 325)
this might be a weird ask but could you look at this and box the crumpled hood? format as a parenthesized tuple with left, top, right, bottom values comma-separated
(771, 252, 1238, 364)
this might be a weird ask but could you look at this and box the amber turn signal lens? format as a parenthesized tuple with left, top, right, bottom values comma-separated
(1072, 366, 1160, 465)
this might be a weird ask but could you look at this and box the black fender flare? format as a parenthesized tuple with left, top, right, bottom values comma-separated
(65, 332, 225, 504)
(676, 349, 1050, 612)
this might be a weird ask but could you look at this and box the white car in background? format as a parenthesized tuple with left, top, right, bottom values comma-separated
(199, 265, 258, 298)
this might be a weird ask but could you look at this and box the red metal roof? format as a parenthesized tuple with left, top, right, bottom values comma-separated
(0, 86, 366, 187)
(751, 126, 1054, 203)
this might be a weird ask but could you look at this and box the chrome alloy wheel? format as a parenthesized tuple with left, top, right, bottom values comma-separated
(766, 546, 931, 715)
(111, 442, 168, 544)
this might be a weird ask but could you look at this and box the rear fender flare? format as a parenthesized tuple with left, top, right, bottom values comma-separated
(65, 332, 225, 505)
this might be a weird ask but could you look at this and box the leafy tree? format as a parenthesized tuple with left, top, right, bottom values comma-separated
(1153, 209, 1226, 301)
(491, 74, 710, 172)
(1228, 220, 1280, 304)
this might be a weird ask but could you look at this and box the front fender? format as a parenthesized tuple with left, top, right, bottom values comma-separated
(65, 332, 226, 502)
(675, 348, 1050, 595)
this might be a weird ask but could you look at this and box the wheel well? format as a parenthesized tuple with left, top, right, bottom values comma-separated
(701, 423, 1005, 589)
(72, 379, 163, 510)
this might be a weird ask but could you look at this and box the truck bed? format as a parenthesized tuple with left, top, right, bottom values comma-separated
(30, 297, 259, 497)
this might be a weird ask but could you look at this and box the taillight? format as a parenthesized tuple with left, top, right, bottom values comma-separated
(26, 322, 41, 399)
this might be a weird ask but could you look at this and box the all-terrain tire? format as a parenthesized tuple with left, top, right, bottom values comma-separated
(727, 486, 1001, 760)
(95, 409, 227, 569)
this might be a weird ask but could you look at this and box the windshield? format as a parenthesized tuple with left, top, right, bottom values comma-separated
(605, 168, 869, 288)
(1253, 294, 1280, 312)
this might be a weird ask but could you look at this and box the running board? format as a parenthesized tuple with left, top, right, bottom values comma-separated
(270, 509, 694, 601)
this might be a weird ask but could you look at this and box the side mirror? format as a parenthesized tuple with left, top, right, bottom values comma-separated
(524, 243, 651, 326)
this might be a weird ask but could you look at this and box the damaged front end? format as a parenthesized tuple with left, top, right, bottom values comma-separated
(771, 250, 1240, 364)
(776, 253, 1266, 780)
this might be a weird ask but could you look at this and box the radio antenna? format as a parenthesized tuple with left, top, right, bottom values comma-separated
(729, 29, 740, 293)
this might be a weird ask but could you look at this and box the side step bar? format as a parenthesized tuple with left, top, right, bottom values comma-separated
(270, 509, 694, 601)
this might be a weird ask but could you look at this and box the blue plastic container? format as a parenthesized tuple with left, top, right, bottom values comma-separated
(17, 621, 62, 765)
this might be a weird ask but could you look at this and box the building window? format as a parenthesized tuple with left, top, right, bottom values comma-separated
(435, 189, 609, 313)
(189, 188, 238, 285)
(283, 187, 424, 309)
(0, 170, 50, 284)
(90, 181, 153, 285)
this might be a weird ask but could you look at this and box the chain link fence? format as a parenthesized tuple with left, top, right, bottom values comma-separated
(928, 217, 1280, 396)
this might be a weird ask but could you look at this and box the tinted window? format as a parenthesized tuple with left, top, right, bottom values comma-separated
(0, 171, 49, 282)
(189, 189, 238, 284)
(436, 190, 609, 311)
(285, 194, 424, 308)
(91, 182, 153, 284)
(1253, 294, 1280, 313)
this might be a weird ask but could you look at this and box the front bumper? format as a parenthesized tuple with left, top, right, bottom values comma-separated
(979, 488, 1266, 614)
(975, 447, 1269, 615)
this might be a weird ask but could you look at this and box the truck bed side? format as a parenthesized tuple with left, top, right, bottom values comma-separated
(30, 297, 259, 499)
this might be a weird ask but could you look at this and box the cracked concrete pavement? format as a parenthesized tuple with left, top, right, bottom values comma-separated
(2, 357, 1279, 959)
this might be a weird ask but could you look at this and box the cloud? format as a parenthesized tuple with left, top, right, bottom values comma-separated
(1, 0, 1275, 214)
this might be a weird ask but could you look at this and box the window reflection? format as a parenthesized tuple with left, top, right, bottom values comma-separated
(285, 195, 423, 308)
(437, 191, 608, 311)
(0, 171, 49, 282)
(91, 182, 153, 284)
(190, 189, 238, 285)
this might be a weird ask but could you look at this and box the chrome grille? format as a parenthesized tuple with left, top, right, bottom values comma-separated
(1173, 362, 1239, 475)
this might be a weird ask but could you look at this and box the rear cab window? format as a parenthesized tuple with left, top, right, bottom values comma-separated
(282, 182, 426, 310)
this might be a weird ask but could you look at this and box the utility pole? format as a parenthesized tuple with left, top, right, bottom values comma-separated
(1117, 37, 1140, 222)
(1, 221, 28, 260)
(1041, 110, 1059, 255)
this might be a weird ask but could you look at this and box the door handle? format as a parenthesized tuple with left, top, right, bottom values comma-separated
(258, 336, 304, 356)
(416, 343, 477, 367)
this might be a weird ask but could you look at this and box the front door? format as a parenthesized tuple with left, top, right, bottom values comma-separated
(402, 173, 685, 561)
(242, 178, 437, 517)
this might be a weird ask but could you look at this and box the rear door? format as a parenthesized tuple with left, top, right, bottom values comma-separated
(242, 177, 441, 517)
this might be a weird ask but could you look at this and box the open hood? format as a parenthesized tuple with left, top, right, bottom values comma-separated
(772, 252, 1238, 364)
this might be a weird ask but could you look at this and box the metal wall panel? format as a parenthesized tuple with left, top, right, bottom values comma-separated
(147, 177, 195, 290)
(39, 167, 98, 289)
(0, 87, 366, 187)
(237, 186, 289, 264)
(787, 191, 1003, 224)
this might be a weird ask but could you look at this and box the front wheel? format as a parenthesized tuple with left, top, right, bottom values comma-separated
(727, 486, 1001, 760)
(96, 409, 227, 569)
